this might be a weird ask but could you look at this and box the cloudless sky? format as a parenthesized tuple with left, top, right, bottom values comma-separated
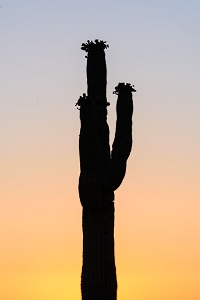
(1, 1, 200, 299)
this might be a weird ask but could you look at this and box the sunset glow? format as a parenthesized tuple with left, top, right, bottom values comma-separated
(1, 1, 200, 299)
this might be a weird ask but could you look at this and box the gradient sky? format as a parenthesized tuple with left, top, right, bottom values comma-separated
(1, 1, 200, 299)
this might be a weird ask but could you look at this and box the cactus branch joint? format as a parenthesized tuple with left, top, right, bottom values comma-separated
(76, 39, 136, 300)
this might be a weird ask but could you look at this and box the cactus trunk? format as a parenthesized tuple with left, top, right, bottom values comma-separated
(77, 40, 135, 300)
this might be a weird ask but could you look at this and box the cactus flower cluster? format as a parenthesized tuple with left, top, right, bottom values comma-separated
(77, 39, 136, 300)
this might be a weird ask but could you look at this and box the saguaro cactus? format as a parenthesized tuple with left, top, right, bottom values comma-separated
(76, 39, 136, 300)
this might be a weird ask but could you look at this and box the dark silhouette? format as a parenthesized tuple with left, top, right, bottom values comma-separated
(76, 39, 136, 300)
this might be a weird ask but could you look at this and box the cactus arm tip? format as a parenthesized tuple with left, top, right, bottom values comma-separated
(113, 82, 136, 94)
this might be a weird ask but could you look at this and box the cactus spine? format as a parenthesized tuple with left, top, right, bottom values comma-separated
(76, 40, 136, 300)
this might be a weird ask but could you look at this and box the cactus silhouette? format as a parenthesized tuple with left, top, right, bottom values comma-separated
(76, 39, 136, 300)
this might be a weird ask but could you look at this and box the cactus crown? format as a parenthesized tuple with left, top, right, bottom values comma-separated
(81, 39, 109, 52)
(113, 83, 136, 95)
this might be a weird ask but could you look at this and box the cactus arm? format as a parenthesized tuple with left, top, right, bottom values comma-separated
(78, 100, 113, 213)
(78, 97, 102, 212)
(103, 83, 136, 192)
(78, 96, 99, 176)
